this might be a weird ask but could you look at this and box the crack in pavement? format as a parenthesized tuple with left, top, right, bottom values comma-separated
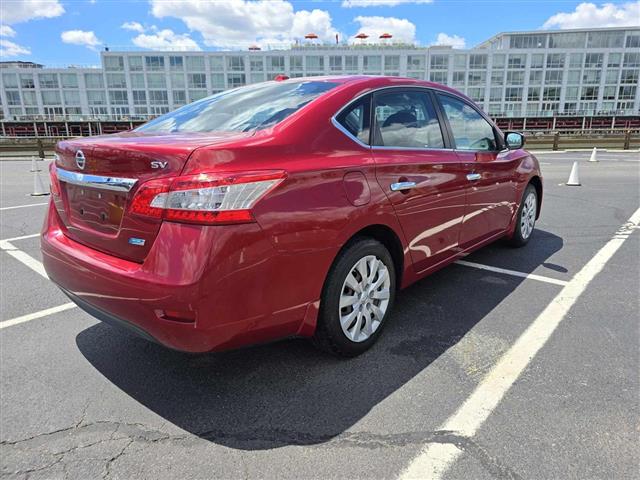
(1, 421, 520, 480)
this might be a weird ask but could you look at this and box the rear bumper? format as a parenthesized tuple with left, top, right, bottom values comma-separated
(41, 201, 310, 353)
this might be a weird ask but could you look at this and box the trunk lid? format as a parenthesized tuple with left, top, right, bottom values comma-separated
(53, 131, 252, 262)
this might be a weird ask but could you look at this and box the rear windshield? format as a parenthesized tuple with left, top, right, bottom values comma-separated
(135, 80, 338, 133)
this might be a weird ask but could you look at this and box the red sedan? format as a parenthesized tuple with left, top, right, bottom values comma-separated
(42, 76, 542, 356)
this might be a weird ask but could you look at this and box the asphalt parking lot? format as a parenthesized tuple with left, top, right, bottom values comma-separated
(1, 150, 639, 480)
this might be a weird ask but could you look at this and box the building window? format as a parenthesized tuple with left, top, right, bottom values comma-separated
(565, 87, 579, 101)
(626, 34, 640, 48)
(507, 54, 526, 69)
(621, 69, 639, 85)
(491, 71, 504, 85)
(567, 70, 581, 84)
(467, 71, 485, 86)
(467, 88, 484, 102)
(384, 55, 400, 71)
(584, 53, 603, 68)
(129, 56, 143, 71)
(108, 90, 128, 105)
(587, 31, 624, 48)
(227, 73, 246, 88)
(41, 90, 61, 105)
(104, 56, 124, 71)
(469, 54, 487, 70)
(250, 73, 265, 83)
(430, 54, 448, 70)
(145, 56, 165, 71)
(543, 87, 561, 101)
(266, 56, 284, 71)
(429, 71, 447, 84)
(172, 90, 186, 105)
(227, 56, 245, 72)
(582, 70, 600, 85)
(306, 55, 324, 71)
(527, 87, 540, 101)
(132, 90, 146, 105)
(510, 34, 546, 48)
(63, 90, 80, 105)
(22, 91, 37, 105)
(149, 90, 169, 104)
(84, 73, 104, 89)
(491, 54, 505, 69)
(345, 56, 358, 72)
(289, 56, 302, 72)
(546, 53, 564, 69)
(170, 73, 185, 88)
(169, 56, 184, 71)
(363, 55, 382, 72)
(506, 71, 524, 85)
(568, 53, 583, 68)
(208, 73, 223, 89)
(60, 73, 78, 89)
(38, 74, 58, 89)
(407, 55, 425, 70)
(452, 71, 465, 86)
(603, 86, 617, 100)
(618, 86, 637, 99)
(186, 56, 205, 71)
(329, 56, 342, 72)
(529, 70, 542, 85)
(188, 73, 207, 89)
(623, 53, 640, 68)
(210, 56, 224, 71)
(146, 74, 166, 89)
(580, 86, 599, 101)
(87, 90, 106, 105)
(505, 87, 523, 101)
(607, 53, 622, 67)
(549, 32, 585, 48)
(530, 54, 544, 69)
(2, 73, 18, 87)
(544, 70, 563, 85)
(5, 91, 21, 105)
(106, 73, 127, 89)
(454, 54, 467, 69)
(19, 74, 35, 89)
(189, 90, 207, 102)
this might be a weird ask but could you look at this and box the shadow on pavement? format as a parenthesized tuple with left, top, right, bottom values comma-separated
(76, 229, 563, 450)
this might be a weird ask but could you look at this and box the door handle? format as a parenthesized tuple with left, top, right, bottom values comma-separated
(466, 173, 481, 181)
(390, 181, 417, 191)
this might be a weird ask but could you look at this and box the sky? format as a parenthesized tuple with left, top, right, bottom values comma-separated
(0, 0, 639, 66)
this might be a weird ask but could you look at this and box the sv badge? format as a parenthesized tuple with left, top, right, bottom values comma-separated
(151, 161, 168, 169)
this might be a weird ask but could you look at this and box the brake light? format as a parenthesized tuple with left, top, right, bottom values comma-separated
(49, 162, 60, 196)
(129, 171, 286, 225)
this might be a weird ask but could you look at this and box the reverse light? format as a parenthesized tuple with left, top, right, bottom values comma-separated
(129, 171, 286, 225)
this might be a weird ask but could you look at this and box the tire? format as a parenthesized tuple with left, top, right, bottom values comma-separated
(508, 184, 538, 247)
(312, 238, 396, 357)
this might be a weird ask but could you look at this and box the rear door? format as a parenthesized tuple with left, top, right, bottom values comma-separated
(371, 88, 467, 274)
(435, 92, 518, 248)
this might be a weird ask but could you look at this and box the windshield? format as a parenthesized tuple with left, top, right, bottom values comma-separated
(135, 80, 338, 133)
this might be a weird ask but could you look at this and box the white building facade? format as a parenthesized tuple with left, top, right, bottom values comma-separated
(1, 27, 638, 122)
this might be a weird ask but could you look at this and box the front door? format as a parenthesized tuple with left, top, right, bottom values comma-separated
(371, 89, 467, 274)
(435, 93, 518, 248)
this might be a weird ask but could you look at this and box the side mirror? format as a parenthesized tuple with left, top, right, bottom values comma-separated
(505, 131, 525, 150)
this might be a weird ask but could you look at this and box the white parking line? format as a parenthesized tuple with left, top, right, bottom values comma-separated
(0, 202, 48, 211)
(0, 303, 76, 330)
(0, 237, 47, 278)
(454, 260, 568, 286)
(399, 207, 640, 480)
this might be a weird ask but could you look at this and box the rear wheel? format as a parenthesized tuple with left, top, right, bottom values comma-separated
(313, 238, 396, 357)
(509, 184, 537, 247)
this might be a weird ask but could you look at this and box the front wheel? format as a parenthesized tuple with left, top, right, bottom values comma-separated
(312, 238, 396, 357)
(508, 184, 537, 247)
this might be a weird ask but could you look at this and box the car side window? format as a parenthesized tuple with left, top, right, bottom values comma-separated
(336, 95, 371, 145)
(372, 91, 444, 149)
(437, 94, 497, 151)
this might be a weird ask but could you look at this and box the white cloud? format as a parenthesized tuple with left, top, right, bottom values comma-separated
(61, 30, 102, 49)
(149, 0, 339, 48)
(0, 38, 31, 56)
(0, 0, 64, 24)
(132, 29, 201, 51)
(351, 16, 416, 44)
(431, 32, 466, 49)
(0, 25, 17, 37)
(542, 1, 640, 29)
(342, 0, 432, 7)
(121, 21, 145, 33)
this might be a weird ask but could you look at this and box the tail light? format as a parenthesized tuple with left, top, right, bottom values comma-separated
(49, 161, 60, 196)
(129, 170, 286, 225)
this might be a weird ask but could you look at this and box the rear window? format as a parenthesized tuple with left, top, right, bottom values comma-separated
(136, 80, 338, 133)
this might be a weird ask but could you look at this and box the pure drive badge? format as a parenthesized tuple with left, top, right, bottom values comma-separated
(128, 237, 146, 246)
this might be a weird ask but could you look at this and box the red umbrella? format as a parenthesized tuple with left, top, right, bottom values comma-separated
(304, 33, 318, 40)
(354, 33, 369, 40)
(379, 33, 392, 39)
(248, 45, 261, 51)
